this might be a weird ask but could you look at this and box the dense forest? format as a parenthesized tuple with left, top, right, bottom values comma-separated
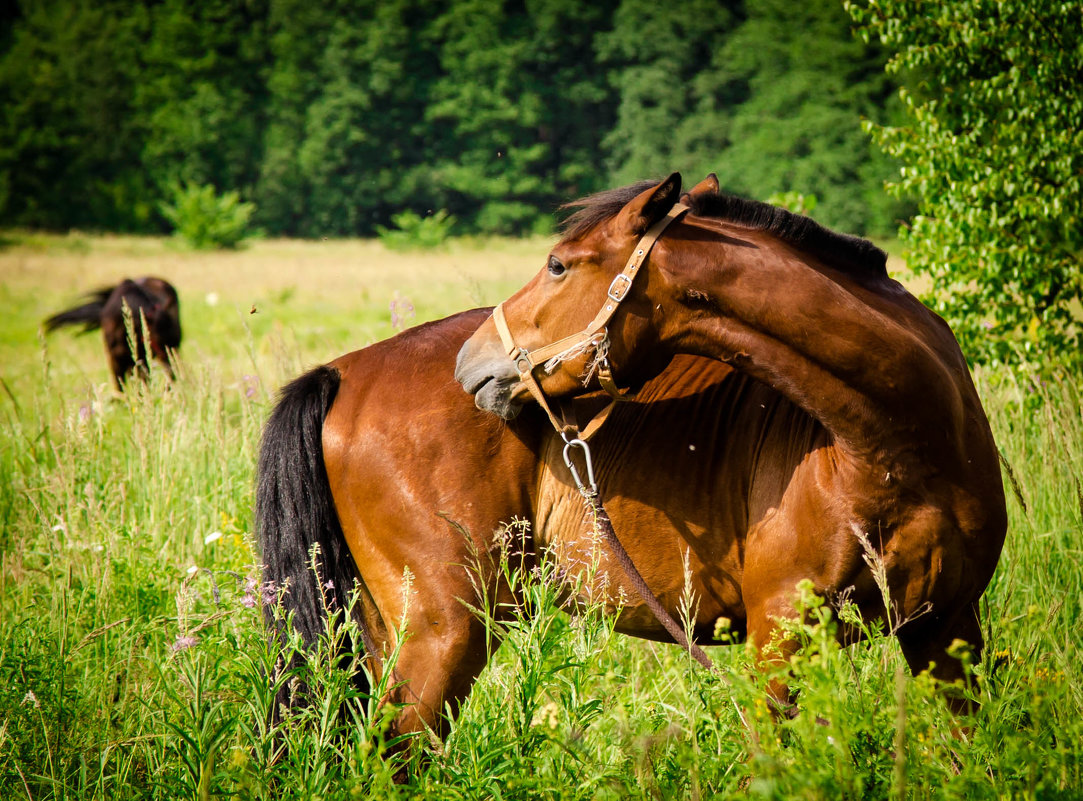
(0, 0, 906, 238)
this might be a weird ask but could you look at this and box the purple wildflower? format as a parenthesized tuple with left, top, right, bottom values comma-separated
(239, 576, 258, 608)
(260, 580, 279, 607)
(172, 634, 200, 652)
(390, 293, 415, 332)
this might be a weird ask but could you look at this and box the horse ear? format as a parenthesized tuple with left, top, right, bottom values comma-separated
(619, 172, 682, 236)
(680, 173, 718, 205)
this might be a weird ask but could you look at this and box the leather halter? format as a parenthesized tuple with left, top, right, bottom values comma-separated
(492, 202, 689, 439)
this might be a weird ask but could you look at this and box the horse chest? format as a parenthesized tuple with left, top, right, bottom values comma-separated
(532, 438, 746, 626)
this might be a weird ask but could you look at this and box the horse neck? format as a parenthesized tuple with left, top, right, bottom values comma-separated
(651, 228, 972, 457)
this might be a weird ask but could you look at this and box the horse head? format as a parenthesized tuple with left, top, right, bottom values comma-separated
(456, 173, 699, 419)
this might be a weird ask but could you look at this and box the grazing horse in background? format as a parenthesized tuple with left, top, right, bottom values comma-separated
(456, 173, 1007, 714)
(258, 307, 830, 742)
(45, 276, 182, 390)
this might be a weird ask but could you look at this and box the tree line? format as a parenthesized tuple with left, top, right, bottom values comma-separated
(0, 0, 904, 238)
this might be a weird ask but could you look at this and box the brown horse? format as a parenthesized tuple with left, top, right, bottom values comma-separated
(455, 174, 1007, 713)
(44, 276, 181, 390)
(257, 307, 841, 742)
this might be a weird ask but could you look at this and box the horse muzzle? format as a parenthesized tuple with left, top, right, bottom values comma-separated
(455, 339, 529, 420)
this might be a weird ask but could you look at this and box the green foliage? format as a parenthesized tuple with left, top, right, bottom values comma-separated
(0, 0, 907, 238)
(136, 0, 268, 199)
(0, 1, 152, 230)
(424, 0, 619, 234)
(848, 0, 1083, 367)
(376, 209, 456, 251)
(711, 0, 910, 236)
(601, 0, 906, 236)
(598, 0, 740, 187)
(291, 0, 442, 237)
(160, 182, 256, 250)
(766, 191, 817, 216)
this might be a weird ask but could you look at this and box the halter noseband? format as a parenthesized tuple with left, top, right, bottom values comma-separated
(492, 202, 689, 439)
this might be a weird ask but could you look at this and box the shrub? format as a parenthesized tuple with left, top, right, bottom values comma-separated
(160, 182, 256, 250)
(376, 210, 455, 251)
(766, 191, 818, 216)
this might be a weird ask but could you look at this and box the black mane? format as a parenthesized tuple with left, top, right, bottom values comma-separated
(559, 180, 888, 280)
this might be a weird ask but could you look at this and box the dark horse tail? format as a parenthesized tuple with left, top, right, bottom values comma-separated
(43, 287, 114, 333)
(256, 365, 369, 705)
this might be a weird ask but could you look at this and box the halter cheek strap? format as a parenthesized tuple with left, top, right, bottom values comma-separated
(492, 202, 689, 439)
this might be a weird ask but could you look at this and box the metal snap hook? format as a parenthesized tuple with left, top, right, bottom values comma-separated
(561, 431, 598, 497)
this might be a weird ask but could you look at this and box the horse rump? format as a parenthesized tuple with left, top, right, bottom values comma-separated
(255, 364, 371, 711)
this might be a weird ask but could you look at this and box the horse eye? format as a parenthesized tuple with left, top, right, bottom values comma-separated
(547, 256, 566, 277)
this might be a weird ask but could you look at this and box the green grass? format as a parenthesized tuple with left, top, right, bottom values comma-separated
(1, 233, 1081, 799)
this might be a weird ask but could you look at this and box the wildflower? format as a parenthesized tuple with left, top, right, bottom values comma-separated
(713, 616, 732, 641)
(243, 374, 259, 399)
(172, 634, 199, 652)
(531, 701, 560, 730)
(389, 292, 415, 331)
(946, 638, 974, 662)
(204, 531, 223, 545)
(205, 292, 219, 306)
(78, 403, 94, 423)
(186, 565, 198, 575)
(261, 580, 279, 607)
(241, 577, 258, 608)
(22, 690, 39, 708)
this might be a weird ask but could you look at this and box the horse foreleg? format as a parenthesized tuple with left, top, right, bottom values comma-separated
(745, 603, 802, 720)
(896, 601, 983, 718)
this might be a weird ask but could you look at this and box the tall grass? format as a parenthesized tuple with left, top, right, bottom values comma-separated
(1, 234, 1081, 799)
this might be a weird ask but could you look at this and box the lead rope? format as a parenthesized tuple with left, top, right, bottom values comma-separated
(564, 435, 756, 733)
(561, 433, 716, 672)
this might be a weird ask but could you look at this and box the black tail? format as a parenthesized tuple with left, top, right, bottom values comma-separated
(43, 287, 114, 333)
(255, 365, 368, 695)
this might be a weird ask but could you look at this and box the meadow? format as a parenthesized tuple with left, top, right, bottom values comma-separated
(0, 231, 1080, 800)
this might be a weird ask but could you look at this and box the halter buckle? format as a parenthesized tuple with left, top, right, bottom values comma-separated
(514, 348, 533, 376)
(607, 273, 634, 302)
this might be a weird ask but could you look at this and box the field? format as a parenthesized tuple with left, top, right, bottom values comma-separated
(1, 232, 1081, 800)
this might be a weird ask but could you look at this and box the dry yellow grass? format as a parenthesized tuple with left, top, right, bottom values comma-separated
(0, 231, 913, 397)
(0, 232, 548, 311)
(0, 233, 550, 394)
